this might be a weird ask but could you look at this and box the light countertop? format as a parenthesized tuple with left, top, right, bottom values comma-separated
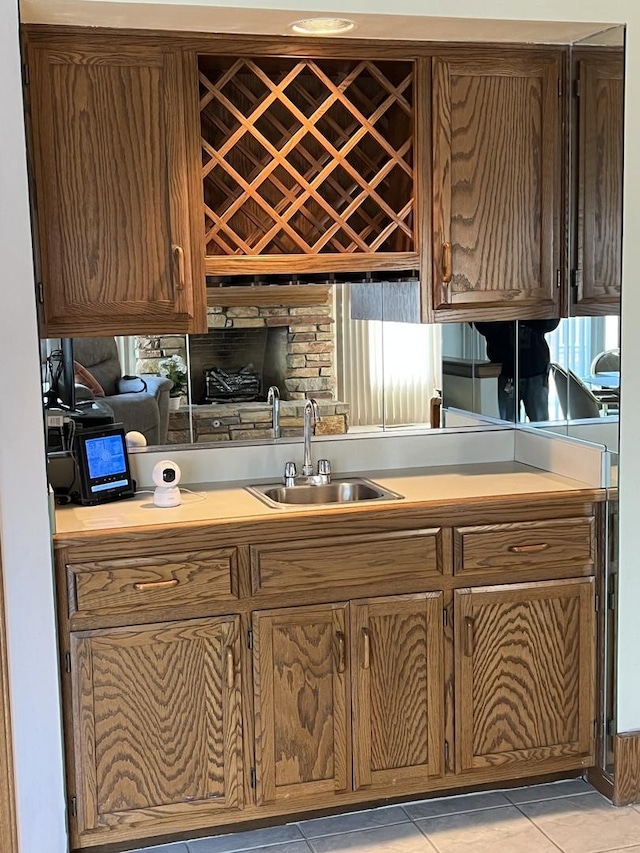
(53, 461, 602, 537)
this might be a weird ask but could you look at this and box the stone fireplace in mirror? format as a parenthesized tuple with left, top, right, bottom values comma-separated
(135, 289, 350, 443)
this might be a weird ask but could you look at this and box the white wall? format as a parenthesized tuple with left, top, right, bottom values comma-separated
(2, 1, 638, 851)
(0, 0, 68, 851)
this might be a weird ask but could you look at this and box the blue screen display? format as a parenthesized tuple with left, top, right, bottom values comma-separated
(85, 434, 127, 480)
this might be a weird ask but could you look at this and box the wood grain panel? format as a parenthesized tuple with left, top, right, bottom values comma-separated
(0, 551, 17, 853)
(207, 284, 331, 308)
(432, 52, 560, 320)
(71, 616, 242, 836)
(613, 731, 640, 805)
(574, 53, 623, 315)
(455, 578, 595, 772)
(68, 547, 238, 617)
(28, 38, 205, 336)
(253, 604, 350, 805)
(454, 517, 595, 575)
(251, 529, 444, 595)
(352, 594, 443, 792)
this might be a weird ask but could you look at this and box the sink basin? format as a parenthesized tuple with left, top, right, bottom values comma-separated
(246, 477, 404, 508)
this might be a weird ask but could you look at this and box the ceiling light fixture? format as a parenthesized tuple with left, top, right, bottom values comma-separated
(290, 17, 356, 36)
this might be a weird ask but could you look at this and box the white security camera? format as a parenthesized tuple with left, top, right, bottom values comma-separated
(152, 460, 182, 507)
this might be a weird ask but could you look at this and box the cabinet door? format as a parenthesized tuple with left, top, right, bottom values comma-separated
(573, 55, 624, 315)
(455, 578, 595, 773)
(351, 593, 444, 792)
(28, 37, 206, 336)
(253, 604, 350, 805)
(432, 52, 560, 321)
(70, 616, 242, 843)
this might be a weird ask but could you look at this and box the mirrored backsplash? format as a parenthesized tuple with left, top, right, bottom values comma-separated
(43, 282, 620, 450)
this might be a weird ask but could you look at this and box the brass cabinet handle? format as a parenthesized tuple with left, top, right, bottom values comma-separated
(172, 244, 186, 291)
(226, 646, 235, 689)
(508, 543, 550, 554)
(362, 627, 370, 670)
(442, 241, 453, 283)
(464, 617, 475, 657)
(133, 578, 179, 591)
(335, 631, 346, 674)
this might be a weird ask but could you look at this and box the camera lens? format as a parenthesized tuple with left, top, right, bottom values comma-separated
(162, 468, 176, 483)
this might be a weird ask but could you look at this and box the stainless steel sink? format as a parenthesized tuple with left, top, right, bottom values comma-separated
(246, 477, 404, 508)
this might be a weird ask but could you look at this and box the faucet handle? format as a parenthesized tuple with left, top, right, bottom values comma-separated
(284, 460, 297, 486)
(317, 459, 331, 480)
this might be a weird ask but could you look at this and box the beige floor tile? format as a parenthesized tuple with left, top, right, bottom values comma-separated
(519, 792, 640, 853)
(416, 805, 559, 853)
(600, 848, 640, 853)
(308, 822, 437, 853)
(299, 805, 409, 838)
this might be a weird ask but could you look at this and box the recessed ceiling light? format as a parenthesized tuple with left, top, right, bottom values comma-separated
(290, 17, 356, 36)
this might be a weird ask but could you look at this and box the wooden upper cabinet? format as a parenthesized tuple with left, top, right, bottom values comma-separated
(69, 616, 243, 845)
(351, 594, 443, 793)
(198, 55, 419, 276)
(431, 52, 561, 322)
(252, 604, 350, 806)
(454, 578, 595, 774)
(573, 51, 624, 316)
(27, 35, 206, 337)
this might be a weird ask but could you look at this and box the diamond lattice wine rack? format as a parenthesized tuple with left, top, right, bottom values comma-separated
(199, 55, 417, 275)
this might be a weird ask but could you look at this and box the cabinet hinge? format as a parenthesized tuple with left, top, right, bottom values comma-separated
(595, 594, 600, 612)
(557, 77, 562, 98)
(444, 739, 449, 766)
(68, 796, 77, 818)
(574, 77, 581, 99)
(247, 628, 253, 650)
(571, 268, 583, 291)
(442, 608, 448, 627)
(250, 767, 257, 789)
(556, 269, 561, 289)
(593, 719, 598, 740)
(608, 589, 616, 611)
(37, 281, 44, 304)
(64, 651, 71, 673)
(22, 62, 29, 87)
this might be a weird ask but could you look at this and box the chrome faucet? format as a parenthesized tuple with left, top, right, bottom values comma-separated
(267, 385, 280, 439)
(282, 398, 331, 486)
(302, 398, 320, 476)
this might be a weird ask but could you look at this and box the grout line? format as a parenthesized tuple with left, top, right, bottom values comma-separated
(297, 816, 412, 841)
(511, 804, 567, 853)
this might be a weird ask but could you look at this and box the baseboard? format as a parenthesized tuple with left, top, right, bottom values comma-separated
(614, 731, 640, 805)
(587, 766, 614, 801)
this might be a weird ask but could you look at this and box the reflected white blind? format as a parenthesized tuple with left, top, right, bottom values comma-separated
(336, 285, 442, 427)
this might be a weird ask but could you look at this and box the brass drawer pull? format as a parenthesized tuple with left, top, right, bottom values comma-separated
(336, 631, 346, 674)
(362, 627, 371, 670)
(464, 617, 475, 657)
(172, 244, 186, 291)
(226, 646, 235, 689)
(133, 578, 179, 591)
(442, 241, 453, 283)
(508, 543, 550, 554)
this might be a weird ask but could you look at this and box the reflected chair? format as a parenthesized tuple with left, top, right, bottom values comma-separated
(72, 337, 173, 445)
(549, 363, 602, 419)
(591, 348, 620, 375)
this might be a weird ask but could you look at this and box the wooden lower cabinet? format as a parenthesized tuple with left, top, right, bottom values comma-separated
(454, 578, 596, 773)
(351, 594, 444, 792)
(70, 615, 243, 841)
(253, 594, 445, 805)
(56, 503, 601, 849)
(252, 604, 351, 806)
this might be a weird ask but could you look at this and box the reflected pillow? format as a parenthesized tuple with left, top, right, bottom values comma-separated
(74, 361, 105, 398)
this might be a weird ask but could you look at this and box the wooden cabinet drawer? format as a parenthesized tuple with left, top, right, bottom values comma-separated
(454, 517, 595, 576)
(67, 548, 239, 617)
(251, 530, 444, 595)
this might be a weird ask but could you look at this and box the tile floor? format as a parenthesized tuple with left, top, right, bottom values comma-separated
(131, 779, 640, 853)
